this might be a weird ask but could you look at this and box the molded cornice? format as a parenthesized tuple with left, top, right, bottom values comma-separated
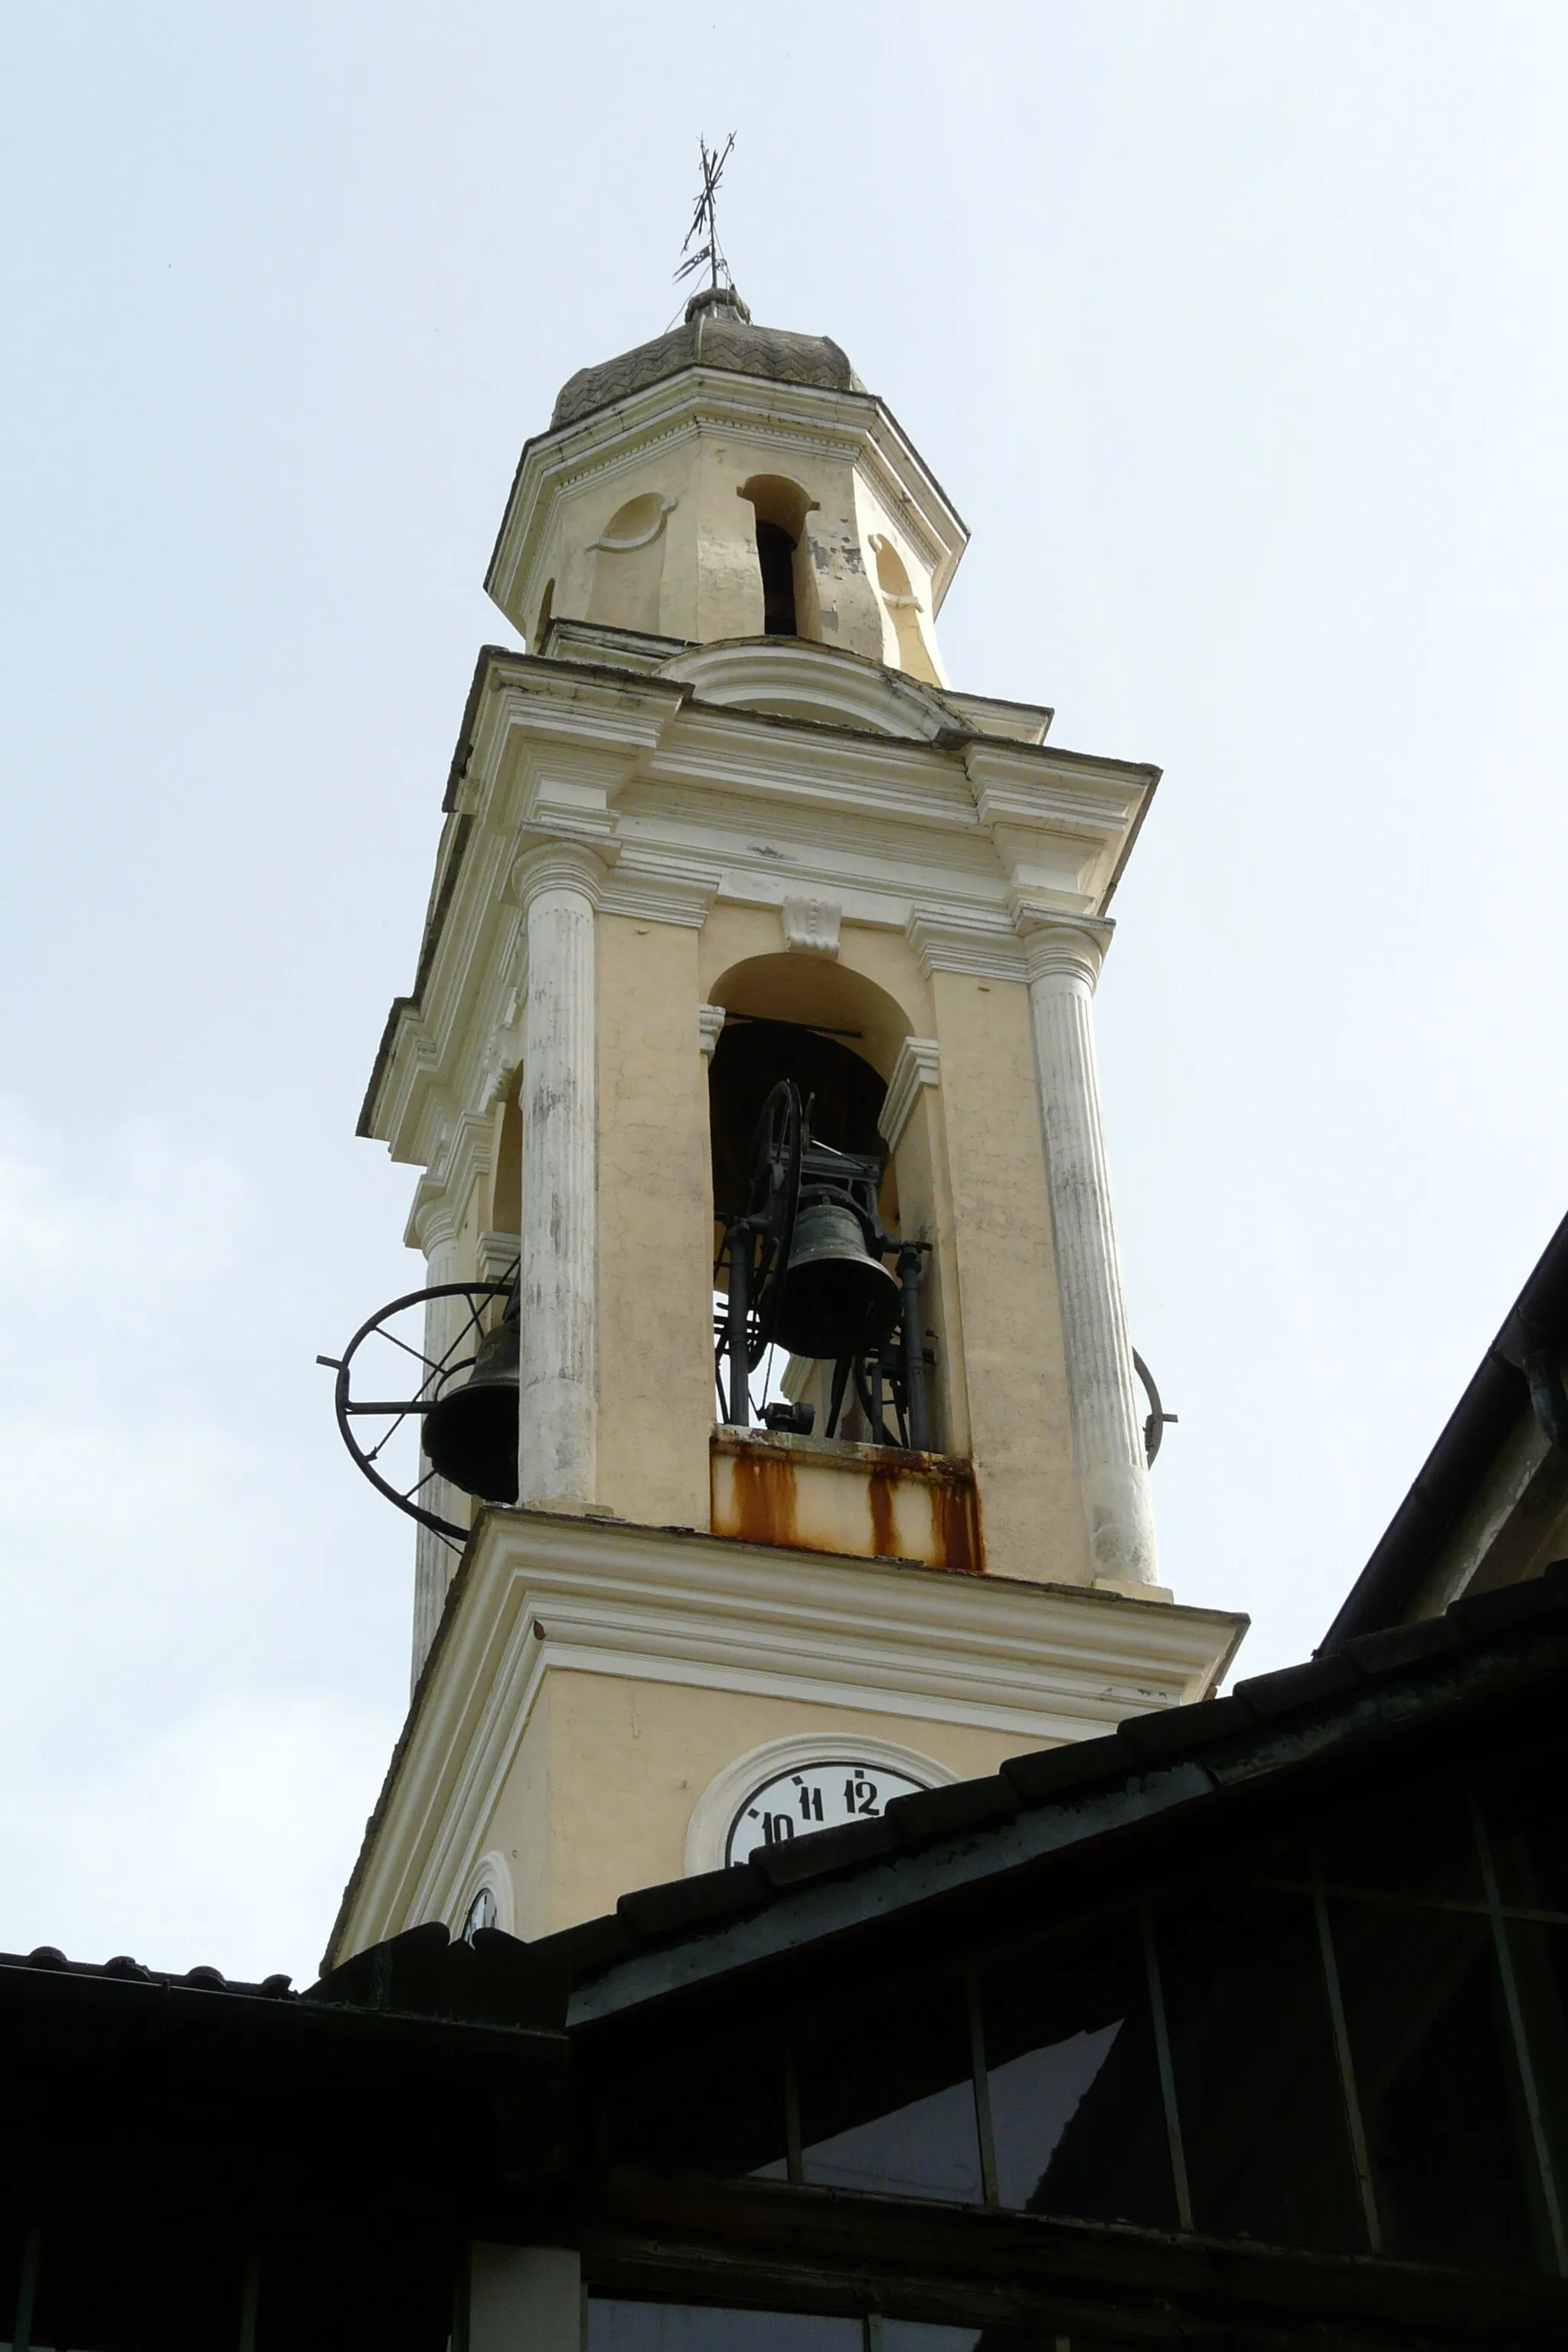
(361, 645, 1158, 1168)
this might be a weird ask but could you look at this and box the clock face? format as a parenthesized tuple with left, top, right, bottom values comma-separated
(726, 1760, 927, 1865)
(461, 1885, 498, 1943)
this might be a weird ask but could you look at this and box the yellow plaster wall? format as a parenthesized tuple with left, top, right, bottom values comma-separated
(595, 911, 714, 1529)
(496, 1668, 1041, 1939)
(537, 426, 896, 655)
(931, 968, 1089, 1586)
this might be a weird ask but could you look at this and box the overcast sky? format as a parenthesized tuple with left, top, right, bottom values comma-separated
(3, 2, 1566, 1987)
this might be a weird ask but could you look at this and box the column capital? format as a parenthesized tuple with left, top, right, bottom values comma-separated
(509, 839, 612, 913)
(1021, 913, 1115, 992)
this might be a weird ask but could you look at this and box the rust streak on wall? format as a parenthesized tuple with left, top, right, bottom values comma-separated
(724, 1450, 800, 1550)
(867, 1465, 898, 1558)
(929, 1461, 984, 1576)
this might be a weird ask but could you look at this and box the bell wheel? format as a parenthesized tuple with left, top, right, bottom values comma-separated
(322, 1276, 515, 1545)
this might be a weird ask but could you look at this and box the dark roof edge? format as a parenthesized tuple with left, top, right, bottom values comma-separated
(1319, 1207, 1568, 1650)
(557, 1568, 1568, 2024)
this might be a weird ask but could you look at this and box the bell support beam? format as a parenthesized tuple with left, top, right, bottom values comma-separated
(1024, 920, 1159, 1591)
(514, 843, 606, 1509)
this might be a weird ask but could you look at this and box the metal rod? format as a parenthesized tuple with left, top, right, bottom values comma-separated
(1311, 1864, 1382, 2252)
(725, 1220, 750, 1427)
(825, 1355, 851, 1439)
(1139, 1902, 1193, 2231)
(898, 1245, 929, 1451)
(14, 2228, 38, 2352)
(1470, 1788, 1568, 2273)
(965, 1968, 999, 2207)
(784, 2040, 803, 2185)
(238, 2250, 260, 2352)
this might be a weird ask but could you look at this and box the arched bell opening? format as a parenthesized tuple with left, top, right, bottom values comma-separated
(706, 955, 932, 1452)
(870, 533, 940, 686)
(739, 475, 822, 643)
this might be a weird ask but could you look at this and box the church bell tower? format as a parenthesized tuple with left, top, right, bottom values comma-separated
(324, 284, 1243, 1965)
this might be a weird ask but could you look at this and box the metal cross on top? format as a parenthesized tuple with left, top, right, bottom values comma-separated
(675, 132, 737, 294)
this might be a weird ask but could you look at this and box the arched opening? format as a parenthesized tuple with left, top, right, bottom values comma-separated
(586, 493, 670, 634)
(492, 1068, 522, 1235)
(533, 578, 554, 652)
(739, 475, 822, 642)
(871, 534, 939, 685)
(756, 523, 797, 636)
(705, 955, 933, 1450)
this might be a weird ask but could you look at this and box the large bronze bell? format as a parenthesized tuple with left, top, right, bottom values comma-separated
(422, 1308, 520, 1504)
(773, 1199, 902, 1362)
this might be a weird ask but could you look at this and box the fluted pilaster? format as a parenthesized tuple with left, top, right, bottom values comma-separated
(514, 844, 603, 1507)
(410, 1200, 464, 1686)
(1025, 921, 1158, 1587)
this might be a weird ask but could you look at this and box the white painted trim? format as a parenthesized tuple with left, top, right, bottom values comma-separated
(683, 1731, 956, 1875)
(468, 2247, 580, 2352)
(697, 1004, 727, 1057)
(781, 892, 841, 958)
(879, 1036, 940, 1153)
(453, 1847, 516, 1939)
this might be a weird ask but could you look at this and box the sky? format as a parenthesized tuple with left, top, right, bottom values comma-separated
(2, 2, 1566, 1987)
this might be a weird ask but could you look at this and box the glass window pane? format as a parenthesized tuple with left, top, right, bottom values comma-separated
(1504, 1920, 1568, 2216)
(797, 1976, 983, 2203)
(1155, 1885, 1364, 2253)
(600, 2018, 789, 2180)
(1315, 1781, 1481, 1904)
(1330, 1899, 1544, 2272)
(978, 1917, 1175, 2229)
(588, 2301, 861, 2352)
(1481, 1740, 1568, 1914)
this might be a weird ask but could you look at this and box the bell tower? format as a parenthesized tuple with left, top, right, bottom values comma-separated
(324, 286, 1243, 1965)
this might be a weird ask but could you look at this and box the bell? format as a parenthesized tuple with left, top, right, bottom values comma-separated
(773, 1200, 902, 1361)
(422, 1312, 519, 1504)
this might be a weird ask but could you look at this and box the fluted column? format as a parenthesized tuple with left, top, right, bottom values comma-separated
(514, 844, 603, 1508)
(1024, 921, 1158, 1588)
(410, 1197, 464, 1687)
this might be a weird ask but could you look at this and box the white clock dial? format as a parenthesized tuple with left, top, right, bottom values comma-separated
(726, 1760, 927, 1865)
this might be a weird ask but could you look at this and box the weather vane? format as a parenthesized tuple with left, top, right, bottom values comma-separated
(675, 133, 737, 295)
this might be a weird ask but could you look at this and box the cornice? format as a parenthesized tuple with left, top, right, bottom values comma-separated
(906, 905, 1028, 983)
(332, 1510, 1246, 1960)
(367, 660, 1155, 1169)
(878, 1036, 941, 1153)
(488, 367, 967, 638)
(401, 1109, 497, 1250)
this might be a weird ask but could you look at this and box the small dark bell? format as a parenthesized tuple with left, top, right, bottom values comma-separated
(773, 1200, 902, 1361)
(422, 1313, 519, 1504)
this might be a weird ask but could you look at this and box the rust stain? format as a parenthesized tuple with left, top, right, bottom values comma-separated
(929, 1462, 985, 1576)
(722, 1449, 800, 1550)
(867, 1465, 898, 1557)
(711, 1436, 985, 1574)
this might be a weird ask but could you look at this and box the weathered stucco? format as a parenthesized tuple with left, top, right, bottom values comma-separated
(931, 966, 1089, 1585)
(595, 912, 713, 1528)
(493, 1670, 1032, 1939)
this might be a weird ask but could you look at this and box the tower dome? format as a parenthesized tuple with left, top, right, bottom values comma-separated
(485, 287, 966, 681)
(549, 284, 864, 431)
